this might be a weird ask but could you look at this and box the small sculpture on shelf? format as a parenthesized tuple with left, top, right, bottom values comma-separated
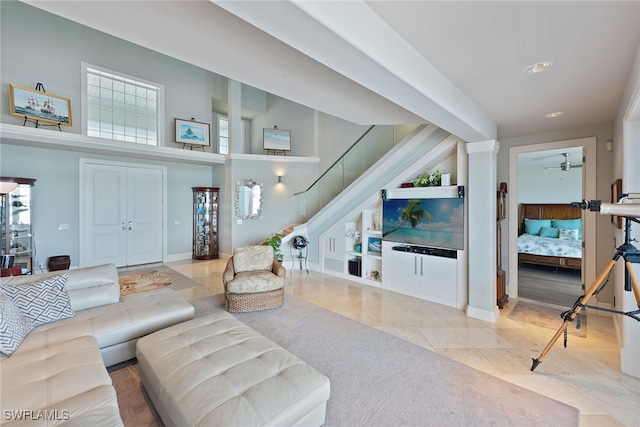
(345, 228, 361, 252)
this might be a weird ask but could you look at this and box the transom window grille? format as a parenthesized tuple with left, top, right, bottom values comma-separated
(83, 64, 163, 145)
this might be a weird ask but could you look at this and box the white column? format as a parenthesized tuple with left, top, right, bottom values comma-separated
(621, 118, 640, 377)
(228, 79, 243, 154)
(466, 139, 500, 322)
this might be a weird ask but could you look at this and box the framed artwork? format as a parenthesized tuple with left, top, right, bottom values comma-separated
(175, 118, 210, 146)
(263, 128, 291, 151)
(367, 237, 382, 254)
(611, 178, 623, 229)
(9, 83, 72, 126)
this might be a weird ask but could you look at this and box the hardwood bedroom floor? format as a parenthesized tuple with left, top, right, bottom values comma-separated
(518, 264, 583, 307)
(110, 258, 640, 426)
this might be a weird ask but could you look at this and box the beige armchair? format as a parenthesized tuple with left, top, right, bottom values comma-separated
(222, 245, 286, 312)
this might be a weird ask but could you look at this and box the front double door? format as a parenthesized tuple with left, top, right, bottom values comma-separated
(82, 161, 164, 267)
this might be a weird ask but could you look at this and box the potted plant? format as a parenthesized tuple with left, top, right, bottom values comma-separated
(413, 170, 442, 187)
(262, 232, 284, 262)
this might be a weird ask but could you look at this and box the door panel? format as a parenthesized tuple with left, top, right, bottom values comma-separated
(84, 164, 127, 266)
(126, 168, 163, 265)
(82, 162, 163, 267)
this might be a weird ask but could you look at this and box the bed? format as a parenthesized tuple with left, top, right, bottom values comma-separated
(518, 203, 583, 270)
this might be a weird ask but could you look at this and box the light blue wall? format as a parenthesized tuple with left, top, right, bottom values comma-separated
(0, 1, 372, 266)
(0, 144, 215, 266)
(0, 1, 224, 150)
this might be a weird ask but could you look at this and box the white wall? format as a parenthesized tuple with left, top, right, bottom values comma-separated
(613, 43, 640, 378)
(517, 164, 581, 203)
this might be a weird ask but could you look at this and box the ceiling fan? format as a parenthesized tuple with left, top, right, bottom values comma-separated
(544, 152, 582, 171)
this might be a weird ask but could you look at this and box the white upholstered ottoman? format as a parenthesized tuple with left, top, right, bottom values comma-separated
(136, 312, 331, 427)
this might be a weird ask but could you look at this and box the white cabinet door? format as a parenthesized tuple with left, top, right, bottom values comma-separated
(420, 255, 457, 302)
(388, 248, 458, 307)
(323, 226, 348, 274)
(387, 250, 420, 295)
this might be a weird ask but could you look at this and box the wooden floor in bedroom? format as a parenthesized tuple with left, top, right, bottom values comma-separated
(518, 265, 583, 307)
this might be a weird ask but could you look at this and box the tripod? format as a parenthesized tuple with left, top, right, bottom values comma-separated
(531, 216, 640, 372)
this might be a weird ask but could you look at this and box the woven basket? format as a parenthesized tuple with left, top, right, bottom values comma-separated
(48, 255, 70, 271)
(225, 287, 285, 313)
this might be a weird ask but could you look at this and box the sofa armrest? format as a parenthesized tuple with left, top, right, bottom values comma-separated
(272, 259, 286, 277)
(222, 257, 235, 287)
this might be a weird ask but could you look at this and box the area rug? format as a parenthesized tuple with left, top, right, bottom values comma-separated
(191, 295, 580, 426)
(509, 300, 587, 338)
(118, 266, 199, 296)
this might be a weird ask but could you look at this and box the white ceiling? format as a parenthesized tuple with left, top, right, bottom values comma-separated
(23, 1, 640, 142)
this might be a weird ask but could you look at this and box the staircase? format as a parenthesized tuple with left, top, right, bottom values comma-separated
(283, 124, 455, 262)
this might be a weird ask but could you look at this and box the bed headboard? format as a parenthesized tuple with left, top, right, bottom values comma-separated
(519, 203, 582, 235)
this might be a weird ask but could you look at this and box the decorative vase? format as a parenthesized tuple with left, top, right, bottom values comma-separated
(372, 211, 381, 231)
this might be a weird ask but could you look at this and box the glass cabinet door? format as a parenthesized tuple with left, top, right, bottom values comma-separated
(1, 177, 36, 275)
(192, 187, 219, 260)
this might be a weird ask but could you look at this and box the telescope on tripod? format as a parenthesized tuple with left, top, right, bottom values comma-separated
(531, 193, 640, 372)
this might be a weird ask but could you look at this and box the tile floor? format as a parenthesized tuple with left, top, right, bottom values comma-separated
(166, 258, 640, 426)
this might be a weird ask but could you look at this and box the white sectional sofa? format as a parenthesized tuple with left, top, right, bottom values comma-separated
(0, 263, 195, 426)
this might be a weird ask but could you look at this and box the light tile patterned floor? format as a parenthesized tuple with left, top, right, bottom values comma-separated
(167, 258, 640, 426)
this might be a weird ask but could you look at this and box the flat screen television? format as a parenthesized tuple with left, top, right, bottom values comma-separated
(382, 197, 464, 250)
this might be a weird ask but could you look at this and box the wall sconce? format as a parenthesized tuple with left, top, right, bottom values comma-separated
(277, 175, 283, 184)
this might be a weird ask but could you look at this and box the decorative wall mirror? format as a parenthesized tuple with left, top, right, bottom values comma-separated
(235, 179, 263, 220)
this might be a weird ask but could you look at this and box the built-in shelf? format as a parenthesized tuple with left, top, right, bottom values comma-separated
(0, 123, 319, 166)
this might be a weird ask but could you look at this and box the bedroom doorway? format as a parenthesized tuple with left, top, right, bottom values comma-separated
(508, 137, 597, 308)
(516, 148, 583, 307)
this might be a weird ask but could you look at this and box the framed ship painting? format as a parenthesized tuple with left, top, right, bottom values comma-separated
(9, 84, 72, 126)
(175, 118, 210, 146)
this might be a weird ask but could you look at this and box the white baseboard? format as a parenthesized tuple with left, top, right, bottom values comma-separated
(466, 305, 500, 323)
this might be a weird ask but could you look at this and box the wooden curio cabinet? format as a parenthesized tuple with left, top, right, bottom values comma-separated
(1, 177, 37, 275)
(496, 182, 508, 308)
(192, 187, 219, 260)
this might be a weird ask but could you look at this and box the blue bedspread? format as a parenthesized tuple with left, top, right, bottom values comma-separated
(517, 234, 582, 259)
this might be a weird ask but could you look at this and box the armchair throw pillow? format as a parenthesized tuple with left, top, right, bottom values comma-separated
(0, 274, 74, 327)
(233, 246, 274, 273)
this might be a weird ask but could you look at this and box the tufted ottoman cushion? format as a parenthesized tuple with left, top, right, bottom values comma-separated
(136, 312, 330, 427)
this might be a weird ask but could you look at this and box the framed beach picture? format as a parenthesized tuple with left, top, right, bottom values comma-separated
(175, 118, 210, 146)
(263, 128, 291, 151)
(9, 83, 72, 126)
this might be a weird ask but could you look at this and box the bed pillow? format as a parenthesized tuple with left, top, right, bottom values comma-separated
(539, 226, 560, 238)
(552, 219, 582, 238)
(524, 219, 552, 235)
(0, 274, 74, 327)
(0, 292, 35, 356)
(559, 228, 580, 240)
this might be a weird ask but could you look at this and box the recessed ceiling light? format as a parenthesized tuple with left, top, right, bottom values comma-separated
(544, 111, 564, 118)
(524, 62, 553, 74)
